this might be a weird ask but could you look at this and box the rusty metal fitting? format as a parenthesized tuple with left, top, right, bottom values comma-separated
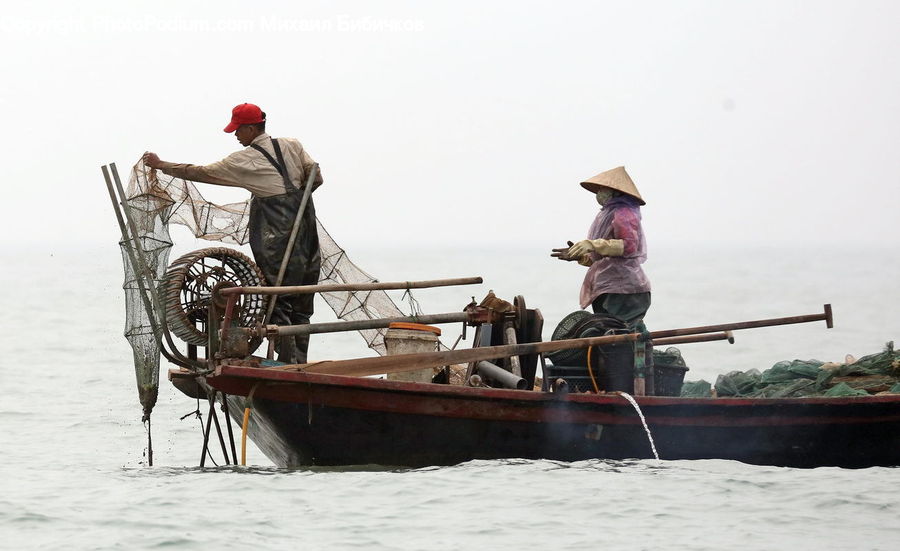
(217, 326, 251, 359)
(211, 282, 236, 312)
(552, 378, 570, 395)
(463, 303, 502, 326)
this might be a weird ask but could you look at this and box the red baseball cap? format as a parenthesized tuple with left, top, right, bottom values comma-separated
(224, 103, 265, 133)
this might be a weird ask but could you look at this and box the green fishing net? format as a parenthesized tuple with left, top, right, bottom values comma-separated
(706, 342, 899, 398)
(680, 380, 712, 397)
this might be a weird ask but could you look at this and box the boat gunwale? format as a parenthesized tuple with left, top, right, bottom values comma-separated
(204, 364, 900, 408)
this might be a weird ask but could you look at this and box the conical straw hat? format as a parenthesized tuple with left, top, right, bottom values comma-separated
(580, 166, 645, 205)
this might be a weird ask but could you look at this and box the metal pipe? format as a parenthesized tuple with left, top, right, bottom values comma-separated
(262, 311, 471, 337)
(263, 164, 319, 324)
(222, 276, 484, 296)
(653, 331, 735, 346)
(474, 361, 527, 390)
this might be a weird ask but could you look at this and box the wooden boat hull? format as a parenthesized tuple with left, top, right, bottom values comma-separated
(204, 365, 900, 469)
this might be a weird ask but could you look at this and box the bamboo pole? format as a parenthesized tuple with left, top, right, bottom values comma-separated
(295, 332, 643, 377)
(222, 276, 483, 296)
(258, 311, 471, 337)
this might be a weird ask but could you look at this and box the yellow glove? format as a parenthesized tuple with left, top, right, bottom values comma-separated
(568, 239, 625, 258)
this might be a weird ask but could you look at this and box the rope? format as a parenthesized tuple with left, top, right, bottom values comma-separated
(401, 288, 423, 316)
(143, 417, 153, 467)
(241, 383, 260, 466)
(586, 346, 600, 393)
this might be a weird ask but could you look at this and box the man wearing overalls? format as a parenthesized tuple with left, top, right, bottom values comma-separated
(143, 103, 322, 363)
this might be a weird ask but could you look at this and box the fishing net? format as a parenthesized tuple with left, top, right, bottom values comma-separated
(653, 346, 686, 368)
(117, 159, 425, 418)
(680, 379, 712, 398)
(834, 342, 899, 377)
(823, 382, 870, 397)
(119, 188, 175, 421)
(710, 342, 900, 398)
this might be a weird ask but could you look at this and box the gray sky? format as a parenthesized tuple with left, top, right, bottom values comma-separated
(1, 0, 898, 249)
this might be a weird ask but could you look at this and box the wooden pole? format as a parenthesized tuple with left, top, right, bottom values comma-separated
(503, 319, 522, 377)
(262, 311, 471, 337)
(263, 164, 319, 325)
(271, 306, 832, 378)
(223, 276, 483, 296)
(649, 306, 832, 339)
(294, 332, 643, 377)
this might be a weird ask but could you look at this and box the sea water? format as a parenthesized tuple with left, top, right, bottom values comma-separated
(1, 241, 898, 550)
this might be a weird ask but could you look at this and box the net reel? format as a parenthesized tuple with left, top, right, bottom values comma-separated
(162, 247, 268, 353)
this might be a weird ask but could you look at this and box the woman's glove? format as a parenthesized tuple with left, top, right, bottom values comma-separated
(568, 238, 625, 258)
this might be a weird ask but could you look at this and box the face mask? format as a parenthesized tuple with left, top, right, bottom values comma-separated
(595, 189, 614, 206)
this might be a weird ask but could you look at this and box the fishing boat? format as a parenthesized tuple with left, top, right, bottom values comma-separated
(102, 162, 900, 470)
(189, 363, 900, 469)
(166, 285, 899, 470)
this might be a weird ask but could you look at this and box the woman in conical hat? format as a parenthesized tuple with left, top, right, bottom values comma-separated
(551, 166, 651, 328)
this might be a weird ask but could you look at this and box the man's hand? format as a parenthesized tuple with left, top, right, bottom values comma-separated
(142, 152, 162, 168)
(551, 241, 577, 261)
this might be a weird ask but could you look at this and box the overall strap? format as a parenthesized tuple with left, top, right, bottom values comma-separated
(270, 139, 296, 191)
(249, 138, 295, 192)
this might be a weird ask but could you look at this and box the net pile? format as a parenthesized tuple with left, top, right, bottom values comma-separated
(681, 341, 900, 398)
(120, 159, 422, 416)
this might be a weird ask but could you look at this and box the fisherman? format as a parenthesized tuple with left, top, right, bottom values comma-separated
(143, 103, 322, 363)
(551, 166, 651, 331)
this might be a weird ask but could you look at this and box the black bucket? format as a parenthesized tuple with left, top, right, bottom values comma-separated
(651, 347, 689, 397)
